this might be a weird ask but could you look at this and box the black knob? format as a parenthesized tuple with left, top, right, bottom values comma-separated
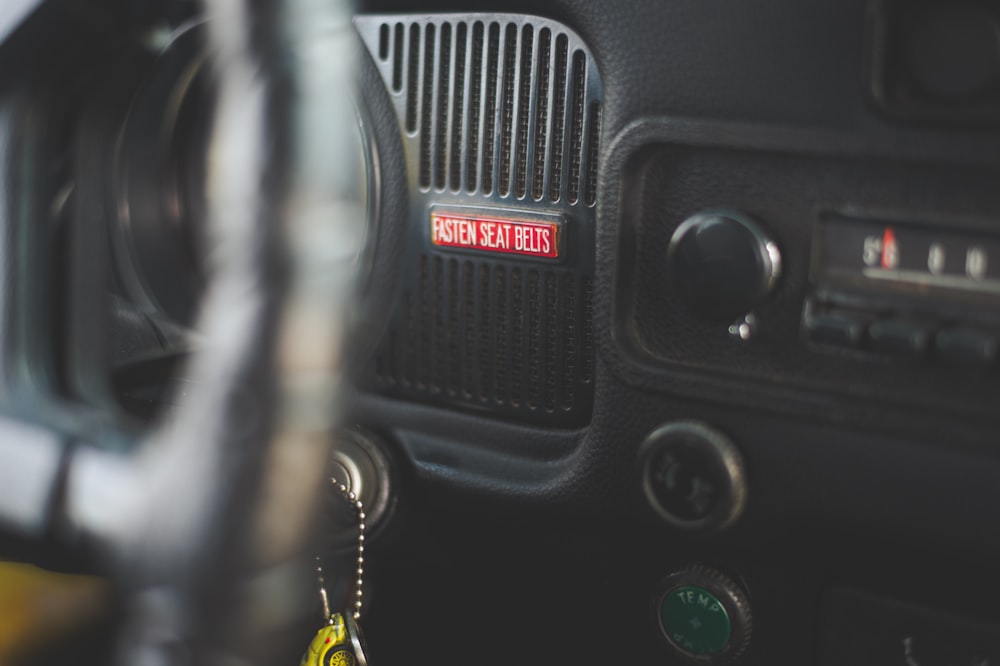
(668, 210, 781, 322)
(638, 422, 747, 533)
(653, 565, 753, 664)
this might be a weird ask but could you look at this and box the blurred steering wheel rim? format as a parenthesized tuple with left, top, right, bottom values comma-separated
(0, 0, 360, 663)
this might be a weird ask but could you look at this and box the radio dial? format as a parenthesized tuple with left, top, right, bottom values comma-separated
(667, 211, 782, 322)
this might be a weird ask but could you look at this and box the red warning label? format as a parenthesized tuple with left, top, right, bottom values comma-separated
(430, 213, 561, 259)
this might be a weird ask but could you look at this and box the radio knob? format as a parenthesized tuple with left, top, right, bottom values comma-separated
(667, 211, 782, 322)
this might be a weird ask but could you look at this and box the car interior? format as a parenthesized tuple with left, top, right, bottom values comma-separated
(1, 0, 1000, 664)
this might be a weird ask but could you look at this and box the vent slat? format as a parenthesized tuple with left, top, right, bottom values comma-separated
(514, 25, 534, 199)
(478, 263, 492, 402)
(405, 23, 420, 132)
(510, 267, 523, 406)
(419, 24, 435, 189)
(447, 258, 460, 395)
(450, 23, 468, 192)
(526, 270, 541, 409)
(435, 23, 452, 191)
(498, 24, 518, 197)
(392, 23, 404, 92)
(379, 24, 390, 60)
(532, 28, 552, 201)
(466, 22, 485, 193)
(461, 261, 475, 397)
(481, 22, 501, 195)
(549, 34, 569, 202)
(432, 255, 445, 392)
(543, 272, 558, 412)
(417, 254, 430, 389)
(567, 49, 586, 204)
(560, 272, 576, 409)
(494, 265, 507, 404)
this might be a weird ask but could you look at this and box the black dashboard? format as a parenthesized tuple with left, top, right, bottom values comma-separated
(3, 0, 1000, 664)
(345, 2, 1000, 664)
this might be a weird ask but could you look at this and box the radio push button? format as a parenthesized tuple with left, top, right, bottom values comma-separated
(802, 300, 869, 348)
(934, 327, 998, 366)
(867, 318, 934, 356)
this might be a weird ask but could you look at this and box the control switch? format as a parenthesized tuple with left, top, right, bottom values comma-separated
(654, 565, 753, 664)
(935, 327, 998, 365)
(668, 210, 781, 322)
(867, 318, 933, 356)
(638, 422, 747, 532)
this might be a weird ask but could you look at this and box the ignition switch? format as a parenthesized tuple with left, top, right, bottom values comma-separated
(329, 428, 394, 540)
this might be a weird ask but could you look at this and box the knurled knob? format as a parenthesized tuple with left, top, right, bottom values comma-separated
(653, 564, 753, 664)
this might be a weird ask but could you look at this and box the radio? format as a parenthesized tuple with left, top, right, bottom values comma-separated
(805, 216, 1000, 364)
(609, 126, 1000, 426)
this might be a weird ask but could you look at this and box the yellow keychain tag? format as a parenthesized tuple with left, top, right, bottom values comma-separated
(300, 612, 368, 666)
(304, 482, 370, 665)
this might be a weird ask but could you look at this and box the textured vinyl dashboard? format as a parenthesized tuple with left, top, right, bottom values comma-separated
(353, 0, 1000, 492)
(346, 1, 1000, 665)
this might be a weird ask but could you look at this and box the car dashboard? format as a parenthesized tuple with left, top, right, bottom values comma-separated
(2, 0, 1000, 664)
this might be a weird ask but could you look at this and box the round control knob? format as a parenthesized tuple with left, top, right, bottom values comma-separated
(638, 422, 747, 532)
(667, 210, 781, 322)
(653, 565, 752, 664)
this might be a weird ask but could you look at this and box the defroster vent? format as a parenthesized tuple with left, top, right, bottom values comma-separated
(357, 14, 602, 427)
(363, 14, 602, 206)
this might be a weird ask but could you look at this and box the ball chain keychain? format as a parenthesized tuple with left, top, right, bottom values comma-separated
(300, 483, 369, 666)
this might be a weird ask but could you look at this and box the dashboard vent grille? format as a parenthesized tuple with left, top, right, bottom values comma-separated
(373, 254, 595, 418)
(356, 14, 603, 427)
(378, 18, 601, 204)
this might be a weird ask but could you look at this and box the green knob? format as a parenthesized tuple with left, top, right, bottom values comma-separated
(660, 586, 732, 655)
(654, 566, 752, 663)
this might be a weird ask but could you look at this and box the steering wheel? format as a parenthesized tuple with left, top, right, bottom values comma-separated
(0, 0, 359, 663)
